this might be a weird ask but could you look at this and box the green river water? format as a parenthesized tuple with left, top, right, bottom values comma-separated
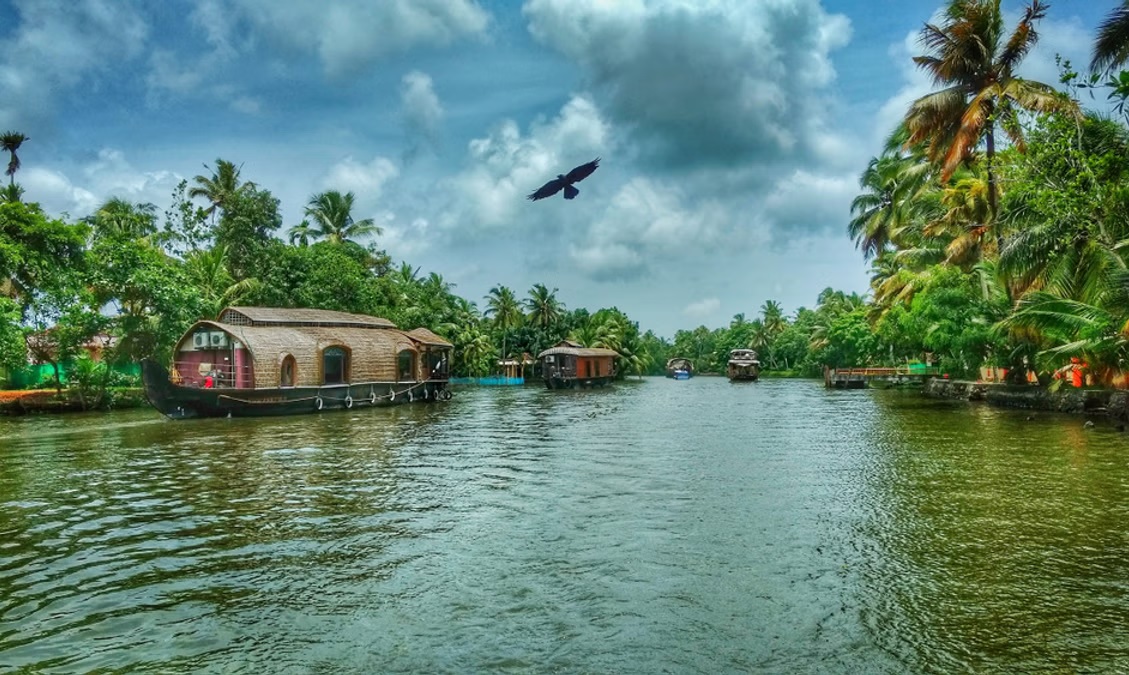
(1, 377, 1127, 673)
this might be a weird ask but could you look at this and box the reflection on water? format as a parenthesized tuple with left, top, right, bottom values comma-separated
(1, 380, 1127, 672)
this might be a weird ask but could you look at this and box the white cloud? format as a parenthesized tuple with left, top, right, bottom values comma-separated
(320, 156, 399, 206)
(21, 168, 99, 219)
(762, 169, 857, 239)
(437, 95, 610, 235)
(226, 0, 491, 76)
(523, 0, 851, 168)
(230, 96, 262, 115)
(400, 71, 445, 159)
(568, 177, 733, 279)
(570, 242, 645, 281)
(0, 0, 149, 126)
(22, 149, 180, 219)
(380, 217, 434, 259)
(683, 297, 721, 319)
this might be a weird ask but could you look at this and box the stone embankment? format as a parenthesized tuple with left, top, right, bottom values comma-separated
(924, 378, 1129, 420)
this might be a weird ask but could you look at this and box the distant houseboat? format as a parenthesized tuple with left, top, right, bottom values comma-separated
(537, 340, 619, 389)
(142, 307, 452, 419)
(665, 357, 694, 379)
(727, 349, 761, 381)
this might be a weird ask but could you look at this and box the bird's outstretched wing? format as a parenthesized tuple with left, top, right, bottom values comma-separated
(528, 177, 566, 201)
(565, 157, 600, 184)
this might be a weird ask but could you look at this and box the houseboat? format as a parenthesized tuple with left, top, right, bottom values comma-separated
(727, 349, 761, 382)
(537, 340, 619, 389)
(665, 357, 694, 379)
(141, 306, 452, 419)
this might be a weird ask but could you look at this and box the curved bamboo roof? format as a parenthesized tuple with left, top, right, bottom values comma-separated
(406, 327, 453, 347)
(220, 306, 395, 328)
(538, 340, 620, 358)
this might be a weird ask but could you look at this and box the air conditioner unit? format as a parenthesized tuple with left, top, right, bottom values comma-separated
(192, 332, 209, 349)
(209, 331, 229, 348)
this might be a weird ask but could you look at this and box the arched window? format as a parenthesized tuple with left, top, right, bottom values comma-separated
(280, 355, 296, 387)
(323, 346, 349, 384)
(398, 349, 416, 381)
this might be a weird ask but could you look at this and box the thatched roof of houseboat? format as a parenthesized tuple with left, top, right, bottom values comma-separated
(176, 308, 456, 387)
(405, 327, 453, 347)
(537, 340, 619, 358)
(188, 320, 420, 385)
(220, 306, 395, 329)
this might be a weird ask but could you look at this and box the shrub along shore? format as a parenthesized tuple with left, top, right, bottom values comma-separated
(0, 388, 146, 415)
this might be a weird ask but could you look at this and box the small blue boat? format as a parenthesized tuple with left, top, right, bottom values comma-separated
(666, 357, 694, 379)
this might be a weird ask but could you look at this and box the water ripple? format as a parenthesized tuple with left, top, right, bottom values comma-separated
(2, 379, 1129, 672)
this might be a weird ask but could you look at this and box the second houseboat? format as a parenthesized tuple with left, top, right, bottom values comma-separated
(537, 340, 619, 389)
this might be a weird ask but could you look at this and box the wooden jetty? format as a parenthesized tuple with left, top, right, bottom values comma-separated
(824, 365, 942, 389)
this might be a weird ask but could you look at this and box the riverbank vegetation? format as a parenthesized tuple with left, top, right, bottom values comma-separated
(3, 0, 1129, 402)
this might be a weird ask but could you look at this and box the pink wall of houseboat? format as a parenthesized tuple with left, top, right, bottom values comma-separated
(173, 343, 253, 388)
(233, 342, 251, 388)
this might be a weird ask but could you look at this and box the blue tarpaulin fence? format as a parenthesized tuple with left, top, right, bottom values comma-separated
(449, 376, 525, 386)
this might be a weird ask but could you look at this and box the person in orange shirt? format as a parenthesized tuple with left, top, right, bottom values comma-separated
(1069, 357, 1085, 388)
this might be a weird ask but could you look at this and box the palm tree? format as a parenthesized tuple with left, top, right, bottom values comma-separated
(1000, 283, 1129, 386)
(848, 151, 931, 259)
(422, 272, 455, 297)
(1, 183, 24, 204)
(456, 326, 495, 377)
(189, 158, 252, 224)
(904, 0, 1073, 255)
(303, 190, 382, 245)
(184, 245, 262, 319)
(760, 300, 786, 338)
(287, 219, 313, 247)
(525, 283, 563, 330)
(394, 262, 421, 286)
(87, 198, 158, 242)
(747, 319, 770, 353)
(569, 323, 596, 349)
(923, 169, 993, 265)
(1092, 1, 1129, 74)
(484, 285, 523, 360)
(1, 131, 28, 186)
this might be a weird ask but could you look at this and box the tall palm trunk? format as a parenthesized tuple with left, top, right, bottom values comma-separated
(986, 126, 1000, 254)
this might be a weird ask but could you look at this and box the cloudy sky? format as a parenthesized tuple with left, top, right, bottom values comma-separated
(0, 0, 1112, 338)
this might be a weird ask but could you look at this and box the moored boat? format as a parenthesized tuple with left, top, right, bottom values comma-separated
(537, 340, 619, 389)
(665, 357, 694, 379)
(727, 349, 761, 382)
(142, 306, 452, 419)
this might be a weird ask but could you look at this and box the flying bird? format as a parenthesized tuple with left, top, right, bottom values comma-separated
(527, 158, 600, 201)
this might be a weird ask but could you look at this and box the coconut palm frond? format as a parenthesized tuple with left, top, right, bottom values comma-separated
(1091, 1, 1129, 74)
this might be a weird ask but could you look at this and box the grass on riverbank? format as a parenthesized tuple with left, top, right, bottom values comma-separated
(0, 388, 147, 415)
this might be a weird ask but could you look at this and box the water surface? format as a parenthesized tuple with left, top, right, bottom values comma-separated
(1, 378, 1127, 672)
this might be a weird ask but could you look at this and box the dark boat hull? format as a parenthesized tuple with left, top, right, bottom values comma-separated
(728, 374, 760, 382)
(142, 359, 450, 419)
(542, 375, 614, 390)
